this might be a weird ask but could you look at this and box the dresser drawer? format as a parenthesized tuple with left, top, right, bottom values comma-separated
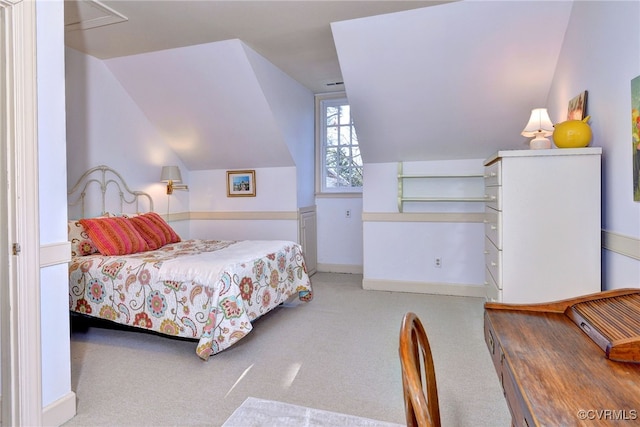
(484, 236, 502, 290)
(484, 206, 501, 249)
(502, 358, 535, 427)
(484, 161, 501, 187)
(484, 185, 501, 211)
(485, 267, 501, 301)
(483, 312, 503, 372)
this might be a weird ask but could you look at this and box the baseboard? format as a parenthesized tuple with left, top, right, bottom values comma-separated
(42, 391, 76, 427)
(363, 278, 486, 298)
(316, 263, 363, 274)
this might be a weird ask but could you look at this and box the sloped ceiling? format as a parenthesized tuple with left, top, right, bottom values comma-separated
(65, 0, 576, 169)
(332, 1, 574, 162)
(65, 0, 451, 94)
(105, 39, 294, 170)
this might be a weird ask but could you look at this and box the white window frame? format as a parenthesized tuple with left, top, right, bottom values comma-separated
(315, 92, 362, 195)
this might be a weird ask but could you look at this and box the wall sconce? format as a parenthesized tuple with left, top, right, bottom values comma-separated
(160, 166, 189, 195)
(521, 108, 554, 150)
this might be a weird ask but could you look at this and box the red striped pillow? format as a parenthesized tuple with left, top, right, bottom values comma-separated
(128, 214, 168, 250)
(140, 212, 181, 244)
(79, 217, 149, 256)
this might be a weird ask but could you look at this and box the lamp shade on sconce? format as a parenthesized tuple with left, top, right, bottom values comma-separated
(160, 166, 182, 183)
(522, 108, 554, 150)
(160, 166, 188, 195)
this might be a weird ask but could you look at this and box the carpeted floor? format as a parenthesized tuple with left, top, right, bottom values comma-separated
(63, 272, 511, 426)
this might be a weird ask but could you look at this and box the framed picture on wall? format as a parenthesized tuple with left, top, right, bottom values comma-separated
(632, 75, 640, 202)
(227, 170, 256, 197)
(567, 90, 588, 120)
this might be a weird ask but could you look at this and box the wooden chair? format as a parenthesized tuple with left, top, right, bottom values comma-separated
(399, 312, 441, 427)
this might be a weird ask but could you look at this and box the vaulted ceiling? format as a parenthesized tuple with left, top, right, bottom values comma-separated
(65, 0, 576, 169)
(64, 0, 452, 94)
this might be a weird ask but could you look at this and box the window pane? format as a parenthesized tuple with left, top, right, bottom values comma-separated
(353, 167, 363, 185)
(352, 147, 362, 167)
(326, 106, 339, 126)
(340, 105, 351, 125)
(326, 127, 338, 146)
(338, 126, 351, 146)
(317, 94, 362, 192)
(325, 147, 339, 167)
(335, 167, 349, 187)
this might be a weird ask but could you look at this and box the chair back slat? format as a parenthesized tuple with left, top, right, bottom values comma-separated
(399, 312, 441, 427)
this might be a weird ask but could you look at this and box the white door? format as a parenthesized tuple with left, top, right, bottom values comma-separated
(1, 1, 43, 425)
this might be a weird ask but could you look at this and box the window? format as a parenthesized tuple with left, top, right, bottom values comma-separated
(316, 93, 362, 194)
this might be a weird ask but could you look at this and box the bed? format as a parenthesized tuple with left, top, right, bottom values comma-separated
(68, 166, 313, 360)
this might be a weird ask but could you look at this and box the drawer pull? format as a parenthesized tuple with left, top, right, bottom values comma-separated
(484, 250, 490, 255)
(490, 225, 497, 230)
(491, 262, 497, 267)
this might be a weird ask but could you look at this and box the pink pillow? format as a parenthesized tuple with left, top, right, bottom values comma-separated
(79, 217, 149, 256)
(128, 214, 167, 250)
(142, 212, 180, 244)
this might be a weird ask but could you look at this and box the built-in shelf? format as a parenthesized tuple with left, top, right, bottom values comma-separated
(397, 162, 487, 212)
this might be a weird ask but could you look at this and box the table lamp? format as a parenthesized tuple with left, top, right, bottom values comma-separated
(521, 108, 554, 149)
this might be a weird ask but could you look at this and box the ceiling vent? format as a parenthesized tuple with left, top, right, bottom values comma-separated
(65, 0, 128, 32)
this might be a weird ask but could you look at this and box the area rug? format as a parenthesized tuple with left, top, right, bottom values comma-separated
(222, 397, 405, 427)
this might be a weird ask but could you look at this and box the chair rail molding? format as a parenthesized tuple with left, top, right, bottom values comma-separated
(602, 230, 640, 261)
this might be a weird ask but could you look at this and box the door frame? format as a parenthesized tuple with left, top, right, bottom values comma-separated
(1, 0, 43, 425)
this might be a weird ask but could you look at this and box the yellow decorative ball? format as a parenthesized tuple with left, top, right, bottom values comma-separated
(553, 116, 592, 148)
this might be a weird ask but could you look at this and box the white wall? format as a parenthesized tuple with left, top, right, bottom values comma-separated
(65, 48, 189, 217)
(361, 160, 486, 294)
(243, 45, 316, 208)
(65, 47, 314, 244)
(37, 0, 75, 422)
(316, 197, 363, 272)
(547, 0, 640, 289)
(188, 167, 300, 242)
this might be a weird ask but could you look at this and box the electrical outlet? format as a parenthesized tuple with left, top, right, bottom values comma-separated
(345, 209, 351, 218)
(434, 257, 442, 268)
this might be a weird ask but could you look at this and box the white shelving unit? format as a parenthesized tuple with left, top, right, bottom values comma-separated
(397, 162, 486, 212)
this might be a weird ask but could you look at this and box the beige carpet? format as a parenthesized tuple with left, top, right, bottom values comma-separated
(64, 272, 511, 426)
(222, 397, 404, 427)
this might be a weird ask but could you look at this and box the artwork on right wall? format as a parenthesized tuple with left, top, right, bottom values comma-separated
(632, 75, 640, 202)
(567, 90, 588, 120)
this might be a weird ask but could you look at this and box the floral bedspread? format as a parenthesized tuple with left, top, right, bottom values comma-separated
(69, 239, 313, 360)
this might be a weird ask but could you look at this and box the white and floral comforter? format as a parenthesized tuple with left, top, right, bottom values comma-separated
(69, 239, 313, 360)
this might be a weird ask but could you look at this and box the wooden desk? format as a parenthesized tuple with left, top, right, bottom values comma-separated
(485, 292, 640, 426)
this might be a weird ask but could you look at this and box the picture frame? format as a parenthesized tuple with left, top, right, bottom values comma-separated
(227, 170, 256, 197)
(567, 90, 588, 120)
(632, 75, 640, 202)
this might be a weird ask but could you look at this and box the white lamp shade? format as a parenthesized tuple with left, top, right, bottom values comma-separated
(521, 108, 554, 137)
(160, 166, 182, 183)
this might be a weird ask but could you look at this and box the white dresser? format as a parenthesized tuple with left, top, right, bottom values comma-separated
(483, 148, 602, 303)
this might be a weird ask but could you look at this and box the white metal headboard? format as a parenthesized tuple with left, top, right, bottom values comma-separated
(68, 165, 154, 219)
